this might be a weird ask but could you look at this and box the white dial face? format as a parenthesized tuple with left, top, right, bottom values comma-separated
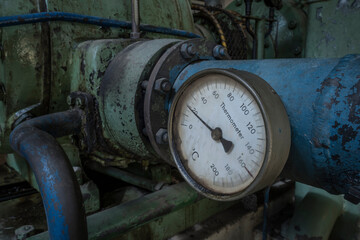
(171, 73, 267, 195)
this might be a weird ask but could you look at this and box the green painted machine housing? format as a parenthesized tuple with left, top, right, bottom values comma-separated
(0, 0, 195, 154)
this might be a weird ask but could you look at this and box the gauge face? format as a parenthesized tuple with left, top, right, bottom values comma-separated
(169, 72, 268, 197)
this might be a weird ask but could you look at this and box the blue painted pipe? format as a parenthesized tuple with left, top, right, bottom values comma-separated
(9, 109, 87, 240)
(174, 55, 360, 201)
(0, 12, 201, 39)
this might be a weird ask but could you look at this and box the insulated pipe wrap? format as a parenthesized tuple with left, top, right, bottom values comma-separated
(9, 109, 87, 240)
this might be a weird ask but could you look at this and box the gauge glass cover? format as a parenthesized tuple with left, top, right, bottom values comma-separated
(170, 73, 267, 195)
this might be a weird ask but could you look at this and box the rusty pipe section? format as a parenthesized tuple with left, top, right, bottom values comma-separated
(9, 109, 87, 240)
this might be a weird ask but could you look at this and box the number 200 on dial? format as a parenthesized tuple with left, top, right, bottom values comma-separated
(168, 69, 291, 200)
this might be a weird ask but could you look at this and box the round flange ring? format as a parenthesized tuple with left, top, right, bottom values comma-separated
(143, 38, 230, 164)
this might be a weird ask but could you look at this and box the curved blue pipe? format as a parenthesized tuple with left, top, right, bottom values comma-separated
(0, 12, 201, 39)
(9, 109, 87, 240)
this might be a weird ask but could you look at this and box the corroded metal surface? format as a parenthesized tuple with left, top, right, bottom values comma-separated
(100, 39, 179, 158)
(9, 109, 87, 239)
(171, 56, 360, 198)
(311, 55, 360, 197)
(144, 38, 222, 162)
(0, 0, 195, 154)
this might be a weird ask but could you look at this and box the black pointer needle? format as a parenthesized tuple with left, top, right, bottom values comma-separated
(187, 105, 234, 153)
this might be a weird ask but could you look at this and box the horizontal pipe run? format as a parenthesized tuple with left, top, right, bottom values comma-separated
(86, 161, 165, 192)
(173, 55, 360, 198)
(9, 109, 87, 240)
(28, 182, 201, 240)
(0, 12, 201, 39)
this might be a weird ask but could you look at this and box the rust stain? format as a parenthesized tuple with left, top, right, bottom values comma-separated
(346, 80, 360, 124)
(338, 124, 358, 151)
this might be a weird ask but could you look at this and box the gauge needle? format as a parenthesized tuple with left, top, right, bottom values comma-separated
(187, 105, 234, 153)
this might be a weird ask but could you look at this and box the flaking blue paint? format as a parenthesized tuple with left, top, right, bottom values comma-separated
(170, 56, 360, 196)
(10, 130, 70, 239)
(39, 153, 69, 240)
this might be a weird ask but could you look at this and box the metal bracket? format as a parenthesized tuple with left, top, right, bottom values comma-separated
(68, 91, 97, 153)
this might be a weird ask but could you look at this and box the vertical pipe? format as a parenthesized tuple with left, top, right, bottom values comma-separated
(256, 19, 266, 59)
(131, 0, 140, 39)
(244, 0, 257, 59)
(205, 0, 222, 7)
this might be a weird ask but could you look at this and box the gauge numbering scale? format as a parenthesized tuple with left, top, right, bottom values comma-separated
(168, 69, 291, 201)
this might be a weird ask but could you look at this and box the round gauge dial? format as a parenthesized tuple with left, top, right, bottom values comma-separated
(169, 69, 290, 200)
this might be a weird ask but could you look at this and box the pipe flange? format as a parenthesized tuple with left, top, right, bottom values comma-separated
(144, 38, 229, 164)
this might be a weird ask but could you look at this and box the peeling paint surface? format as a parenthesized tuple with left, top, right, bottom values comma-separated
(172, 56, 360, 197)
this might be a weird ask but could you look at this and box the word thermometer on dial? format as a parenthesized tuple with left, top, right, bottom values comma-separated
(169, 69, 291, 200)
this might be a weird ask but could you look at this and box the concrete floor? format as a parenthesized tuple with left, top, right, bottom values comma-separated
(0, 164, 47, 240)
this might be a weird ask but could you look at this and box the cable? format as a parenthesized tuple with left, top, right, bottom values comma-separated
(206, 6, 248, 59)
(0, 12, 201, 39)
(191, 4, 227, 48)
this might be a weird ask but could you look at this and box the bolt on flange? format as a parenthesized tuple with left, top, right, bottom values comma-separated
(156, 128, 168, 144)
(180, 43, 197, 59)
(213, 45, 227, 59)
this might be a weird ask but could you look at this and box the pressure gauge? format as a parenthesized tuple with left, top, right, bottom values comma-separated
(168, 69, 291, 201)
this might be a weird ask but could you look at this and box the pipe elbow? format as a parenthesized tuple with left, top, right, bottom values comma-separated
(9, 109, 88, 240)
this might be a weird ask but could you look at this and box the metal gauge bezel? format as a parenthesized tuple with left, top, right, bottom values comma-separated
(168, 68, 290, 201)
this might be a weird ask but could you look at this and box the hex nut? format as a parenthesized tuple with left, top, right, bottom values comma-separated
(155, 128, 168, 144)
(180, 43, 196, 59)
(213, 45, 227, 59)
(154, 78, 172, 93)
(161, 81, 172, 92)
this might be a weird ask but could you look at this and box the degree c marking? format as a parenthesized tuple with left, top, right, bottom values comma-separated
(192, 151, 199, 161)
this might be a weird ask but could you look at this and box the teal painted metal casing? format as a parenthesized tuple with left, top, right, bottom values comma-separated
(100, 39, 180, 158)
(0, 0, 195, 154)
(172, 55, 360, 197)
